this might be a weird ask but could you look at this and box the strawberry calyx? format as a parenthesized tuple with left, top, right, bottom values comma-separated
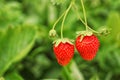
(49, 29, 57, 37)
(53, 38, 74, 47)
(98, 27, 111, 36)
(76, 30, 93, 42)
(76, 30, 93, 36)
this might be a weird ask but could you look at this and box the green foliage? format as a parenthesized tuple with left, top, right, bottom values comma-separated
(0, 0, 120, 80)
(51, 0, 67, 5)
(0, 25, 36, 76)
(5, 72, 23, 80)
(107, 12, 120, 42)
(0, 1, 24, 28)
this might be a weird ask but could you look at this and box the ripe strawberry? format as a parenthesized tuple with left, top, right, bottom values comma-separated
(53, 39, 74, 66)
(75, 35, 100, 61)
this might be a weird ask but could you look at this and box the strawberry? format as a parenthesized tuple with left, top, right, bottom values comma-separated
(53, 39, 74, 66)
(75, 35, 100, 61)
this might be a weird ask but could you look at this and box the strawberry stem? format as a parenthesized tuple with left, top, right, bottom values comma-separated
(63, 66, 73, 80)
(73, 3, 85, 26)
(87, 27, 100, 34)
(73, 1, 100, 34)
(80, 0, 89, 31)
(52, 11, 66, 30)
(73, 3, 87, 27)
(62, 60, 84, 80)
(61, 1, 73, 39)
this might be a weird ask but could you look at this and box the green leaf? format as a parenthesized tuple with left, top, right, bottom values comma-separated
(0, 25, 36, 76)
(107, 12, 120, 41)
(0, 2, 24, 28)
(5, 72, 23, 80)
(62, 60, 84, 80)
(90, 74, 99, 80)
(0, 77, 5, 80)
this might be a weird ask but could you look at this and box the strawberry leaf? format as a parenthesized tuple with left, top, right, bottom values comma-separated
(0, 25, 36, 76)
(5, 71, 23, 80)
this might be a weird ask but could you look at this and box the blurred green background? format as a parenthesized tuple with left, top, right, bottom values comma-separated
(0, 0, 120, 80)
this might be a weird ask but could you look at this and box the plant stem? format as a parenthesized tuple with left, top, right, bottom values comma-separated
(80, 0, 88, 30)
(63, 60, 84, 80)
(61, 2, 73, 39)
(73, 3, 99, 34)
(73, 3, 85, 26)
(63, 66, 73, 80)
(52, 11, 66, 30)
(87, 27, 100, 33)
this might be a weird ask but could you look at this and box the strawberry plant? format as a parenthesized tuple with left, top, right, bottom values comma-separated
(49, 0, 109, 65)
(0, 0, 120, 80)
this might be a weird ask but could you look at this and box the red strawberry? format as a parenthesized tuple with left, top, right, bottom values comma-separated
(53, 39, 74, 66)
(75, 35, 100, 61)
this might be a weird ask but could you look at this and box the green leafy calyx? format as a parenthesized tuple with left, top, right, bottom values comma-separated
(76, 30, 93, 42)
(53, 38, 73, 47)
(49, 29, 57, 37)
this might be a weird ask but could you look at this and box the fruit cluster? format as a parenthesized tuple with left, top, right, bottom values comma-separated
(49, 0, 109, 66)
(52, 33, 100, 66)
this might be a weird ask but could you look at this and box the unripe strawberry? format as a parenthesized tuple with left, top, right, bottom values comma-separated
(53, 39, 74, 66)
(75, 35, 100, 61)
(49, 29, 57, 37)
